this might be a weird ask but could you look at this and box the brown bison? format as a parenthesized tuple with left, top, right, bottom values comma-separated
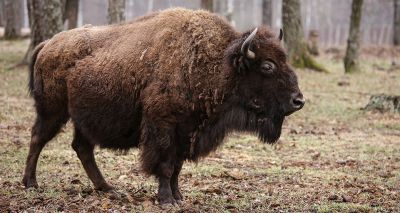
(23, 8, 304, 205)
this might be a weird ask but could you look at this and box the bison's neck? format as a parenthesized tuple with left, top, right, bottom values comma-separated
(188, 94, 246, 160)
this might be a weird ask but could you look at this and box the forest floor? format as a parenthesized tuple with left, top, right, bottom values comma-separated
(0, 40, 399, 213)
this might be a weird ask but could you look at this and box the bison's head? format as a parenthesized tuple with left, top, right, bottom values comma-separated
(225, 27, 304, 143)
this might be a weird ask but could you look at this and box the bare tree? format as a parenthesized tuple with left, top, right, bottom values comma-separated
(262, 0, 273, 26)
(0, 0, 4, 27)
(4, 0, 23, 39)
(63, 0, 79, 29)
(394, 0, 400, 45)
(108, 0, 125, 24)
(307, 30, 320, 56)
(214, 0, 234, 26)
(201, 0, 213, 12)
(344, 0, 363, 73)
(22, 0, 63, 64)
(282, 0, 327, 72)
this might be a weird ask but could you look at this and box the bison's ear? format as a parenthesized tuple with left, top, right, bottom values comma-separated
(233, 28, 258, 74)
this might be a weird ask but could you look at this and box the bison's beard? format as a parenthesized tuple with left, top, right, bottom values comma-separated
(256, 116, 284, 143)
(190, 106, 284, 160)
(221, 107, 284, 144)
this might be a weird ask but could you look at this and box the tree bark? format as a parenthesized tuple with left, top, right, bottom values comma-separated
(201, 0, 213, 12)
(364, 94, 400, 113)
(344, 0, 363, 73)
(22, 0, 64, 64)
(107, 0, 125, 24)
(63, 0, 79, 29)
(0, 0, 4, 27)
(4, 0, 23, 39)
(262, 0, 273, 26)
(214, 0, 234, 24)
(394, 0, 400, 45)
(282, 0, 327, 72)
(307, 30, 320, 56)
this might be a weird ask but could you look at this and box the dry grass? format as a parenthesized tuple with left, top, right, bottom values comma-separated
(0, 40, 399, 212)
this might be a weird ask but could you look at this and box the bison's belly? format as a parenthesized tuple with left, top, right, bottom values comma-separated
(67, 70, 142, 150)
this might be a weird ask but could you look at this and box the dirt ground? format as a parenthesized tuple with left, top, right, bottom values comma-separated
(0, 40, 399, 212)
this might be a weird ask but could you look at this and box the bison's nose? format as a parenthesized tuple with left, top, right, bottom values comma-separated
(291, 92, 305, 110)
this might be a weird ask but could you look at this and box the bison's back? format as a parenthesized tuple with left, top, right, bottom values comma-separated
(35, 8, 238, 149)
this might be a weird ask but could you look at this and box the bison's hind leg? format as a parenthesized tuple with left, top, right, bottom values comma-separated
(23, 112, 69, 188)
(71, 128, 114, 191)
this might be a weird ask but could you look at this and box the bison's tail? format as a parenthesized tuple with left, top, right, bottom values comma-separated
(28, 41, 48, 96)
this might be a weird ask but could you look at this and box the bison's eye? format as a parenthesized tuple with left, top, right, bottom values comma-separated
(261, 60, 276, 75)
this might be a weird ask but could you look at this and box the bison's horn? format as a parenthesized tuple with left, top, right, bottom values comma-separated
(278, 28, 283, 41)
(241, 28, 258, 59)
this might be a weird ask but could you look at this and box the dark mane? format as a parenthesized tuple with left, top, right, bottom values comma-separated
(189, 95, 284, 161)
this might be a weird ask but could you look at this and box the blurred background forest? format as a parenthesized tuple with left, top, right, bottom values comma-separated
(0, 0, 398, 46)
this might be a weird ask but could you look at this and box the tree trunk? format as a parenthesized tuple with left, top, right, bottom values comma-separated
(63, 0, 79, 29)
(307, 30, 320, 56)
(394, 0, 400, 45)
(364, 94, 400, 113)
(4, 0, 23, 39)
(282, 0, 327, 72)
(225, 0, 234, 25)
(262, 0, 273, 26)
(0, 0, 5, 27)
(214, 0, 234, 26)
(22, 0, 64, 64)
(201, 0, 213, 12)
(107, 0, 125, 24)
(344, 0, 363, 73)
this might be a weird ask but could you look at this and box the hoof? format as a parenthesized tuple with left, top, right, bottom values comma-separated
(158, 196, 177, 206)
(95, 183, 115, 192)
(22, 176, 38, 188)
(172, 190, 183, 201)
(160, 202, 180, 210)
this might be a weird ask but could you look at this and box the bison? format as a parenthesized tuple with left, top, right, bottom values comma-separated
(23, 8, 304, 205)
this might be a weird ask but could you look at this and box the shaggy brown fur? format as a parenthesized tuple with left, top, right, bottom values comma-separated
(23, 8, 304, 205)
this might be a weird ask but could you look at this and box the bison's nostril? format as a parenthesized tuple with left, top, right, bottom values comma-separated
(292, 97, 305, 109)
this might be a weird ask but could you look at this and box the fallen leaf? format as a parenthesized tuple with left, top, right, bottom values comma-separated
(118, 175, 128, 180)
(142, 200, 153, 211)
(341, 195, 352, 203)
(378, 171, 394, 178)
(101, 200, 111, 209)
(328, 194, 339, 201)
(70, 179, 82, 185)
(337, 81, 350, 86)
(224, 170, 245, 180)
(270, 203, 280, 208)
(311, 152, 321, 160)
(203, 187, 223, 195)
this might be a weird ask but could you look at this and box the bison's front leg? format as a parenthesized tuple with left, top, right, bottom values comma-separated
(141, 122, 178, 205)
(157, 160, 176, 205)
(171, 160, 184, 202)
